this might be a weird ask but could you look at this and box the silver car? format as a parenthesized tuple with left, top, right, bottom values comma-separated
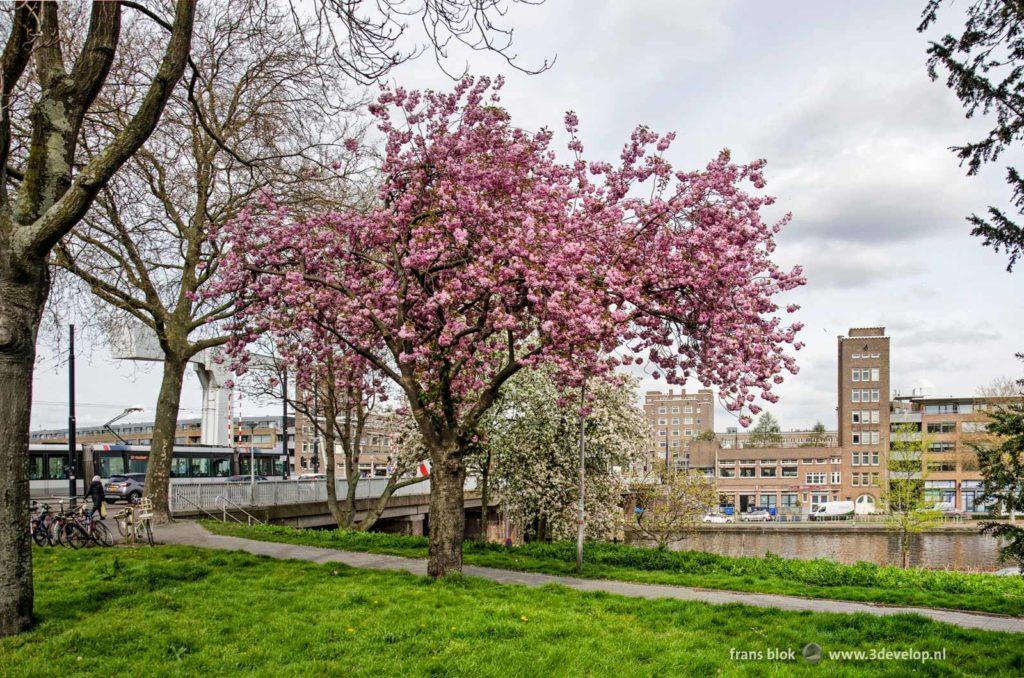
(105, 473, 145, 503)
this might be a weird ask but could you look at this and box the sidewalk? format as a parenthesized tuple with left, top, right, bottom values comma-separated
(157, 521, 1024, 634)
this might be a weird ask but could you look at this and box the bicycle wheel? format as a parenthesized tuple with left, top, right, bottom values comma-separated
(135, 520, 154, 546)
(115, 515, 128, 537)
(91, 521, 114, 547)
(64, 523, 89, 549)
(51, 519, 69, 547)
(32, 523, 49, 547)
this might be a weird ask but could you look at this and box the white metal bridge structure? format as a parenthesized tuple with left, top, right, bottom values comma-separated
(168, 477, 484, 533)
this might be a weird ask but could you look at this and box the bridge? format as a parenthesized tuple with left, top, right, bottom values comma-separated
(169, 477, 496, 537)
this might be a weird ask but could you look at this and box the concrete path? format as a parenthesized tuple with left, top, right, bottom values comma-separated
(157, 521, 1024, 634)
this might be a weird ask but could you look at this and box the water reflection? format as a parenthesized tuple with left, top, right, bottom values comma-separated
(661, 530, 1007, 571)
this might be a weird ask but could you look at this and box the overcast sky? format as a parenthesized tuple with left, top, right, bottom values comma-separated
(31, 0, 1024, 434)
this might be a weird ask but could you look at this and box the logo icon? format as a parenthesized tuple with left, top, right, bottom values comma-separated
(802, 643, 823, 664)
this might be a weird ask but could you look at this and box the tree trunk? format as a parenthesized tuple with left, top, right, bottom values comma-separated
(0, 257, 48, 637)
(324, 425, 349, 529)
(143, 356, 187, 524)
(427, 452, 466, 577)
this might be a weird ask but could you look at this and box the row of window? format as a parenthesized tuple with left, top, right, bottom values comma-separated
(850, 352, 881, 359)
(655, 417, 697, 425)
(851, 473, 880, 487)
(851, 389, 880, 403)
(851, 368, 880, 383)
(851, 431, 881, 445)
(851, 410, 880, 424)
(656, 429, 696, 437)
(851, 451, 880, 466)
(655, 405, 702, 414)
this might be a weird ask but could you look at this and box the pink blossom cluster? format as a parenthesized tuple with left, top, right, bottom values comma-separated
(208, 76, 804, 431)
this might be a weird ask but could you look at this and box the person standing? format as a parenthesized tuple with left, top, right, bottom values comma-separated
(86, 475, 106, 519)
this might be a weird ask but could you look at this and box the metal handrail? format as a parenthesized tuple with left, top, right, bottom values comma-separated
(175, 493, 221, 522)
(215, 495, 264, 526)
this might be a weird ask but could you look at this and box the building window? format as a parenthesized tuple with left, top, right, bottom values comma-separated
(852, 474, 860, 486)
(852, 433, 861, 444)
(852, 452, 860, 466)
(961, 422, 988, 433)
(761, 466, 777, 477)
(671, 407, 679, 413)
(852, 412, 861, 424)
(806, 473, 826, 485)
(830, 472, 841, 484)
(871, 389, 880, 403)
(852, 368, 860, 382)
(871, 368, 880, 381)
(658, 407, 666, 414)
(852, 390, 861, 403)
(781, 466, 798, 478)
(684, 406, 693, 414)
(740, 467, 756, 477)
(671, 418, 679, 425)
(926, 422, 955, 434)
(719, 467, 736, 478)
(657, 419, 666, 425)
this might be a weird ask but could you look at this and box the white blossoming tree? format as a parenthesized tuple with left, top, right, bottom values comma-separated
(477, 368, 649, 541)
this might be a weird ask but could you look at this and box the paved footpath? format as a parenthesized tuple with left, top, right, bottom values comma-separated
(158, 521, 1024, 634)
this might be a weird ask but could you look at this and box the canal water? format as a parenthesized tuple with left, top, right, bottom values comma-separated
(663, 530, 1008, 571)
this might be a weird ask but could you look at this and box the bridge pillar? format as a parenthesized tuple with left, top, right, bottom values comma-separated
(403, 514, 425, 537)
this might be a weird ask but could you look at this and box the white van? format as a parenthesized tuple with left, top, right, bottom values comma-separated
(809, 500, 854, 521)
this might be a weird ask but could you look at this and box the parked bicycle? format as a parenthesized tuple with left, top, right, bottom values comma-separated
(29, 501, 55, 546)
(48, 502, 90, 549)
(114, 497, 154, 546)
(73, 504, 114, 547)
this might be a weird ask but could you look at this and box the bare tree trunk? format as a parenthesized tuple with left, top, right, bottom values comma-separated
(324, 427, 350, 529)
(427, 451, 466, 577)
(0, 259, 46, 636)
(901, 529, 910, 569)
(144, 356, 188, 524)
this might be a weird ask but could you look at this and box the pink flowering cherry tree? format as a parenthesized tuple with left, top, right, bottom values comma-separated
(210, 76, 804, 576)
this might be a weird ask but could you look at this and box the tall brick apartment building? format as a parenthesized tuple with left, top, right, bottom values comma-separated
(645, 326, 1012, 515)
(642, 388, 715, 472)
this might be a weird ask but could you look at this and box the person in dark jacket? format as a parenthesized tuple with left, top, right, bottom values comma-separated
(86, 475, 105, 518)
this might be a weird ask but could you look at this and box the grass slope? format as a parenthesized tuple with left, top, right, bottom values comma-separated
(203, 522, 1024, 616)
(2, 546, 1022, 677)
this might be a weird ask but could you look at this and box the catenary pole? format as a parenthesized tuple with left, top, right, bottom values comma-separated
(67, 324, 77, 499)
(576, 381, 587, 573)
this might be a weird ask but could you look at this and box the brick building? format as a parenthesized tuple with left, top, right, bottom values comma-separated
(656, 326, 1017, 516)
(292, 410, 404, 478)
(642, 388, 715, 472)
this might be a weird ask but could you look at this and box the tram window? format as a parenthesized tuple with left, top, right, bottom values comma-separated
(212, 458, 232, 477)
(170, 457, 188, 478)
(98, 454, 126, 478)
(189, 457, 211, 478)
(47, 456, 68, 480)
(28, 456, 44, 480)
(128, 455, 148, 474)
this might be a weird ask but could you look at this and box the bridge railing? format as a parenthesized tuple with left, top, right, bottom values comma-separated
(169, 476, 469, 513)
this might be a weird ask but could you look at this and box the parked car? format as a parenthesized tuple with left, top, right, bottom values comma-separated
(105, 473, 146, 503)
(740, 508, 773, 522)
(702, 513, 734, 524)
(931, 501, 962, 516)
(808, 500, 855, 521)
(226, 474, 268, 482)
(298, 473, 326, 481)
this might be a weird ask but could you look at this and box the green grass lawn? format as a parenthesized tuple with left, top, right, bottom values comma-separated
(202, 522, 1024, 616)
(2, 546, 1022, 677)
